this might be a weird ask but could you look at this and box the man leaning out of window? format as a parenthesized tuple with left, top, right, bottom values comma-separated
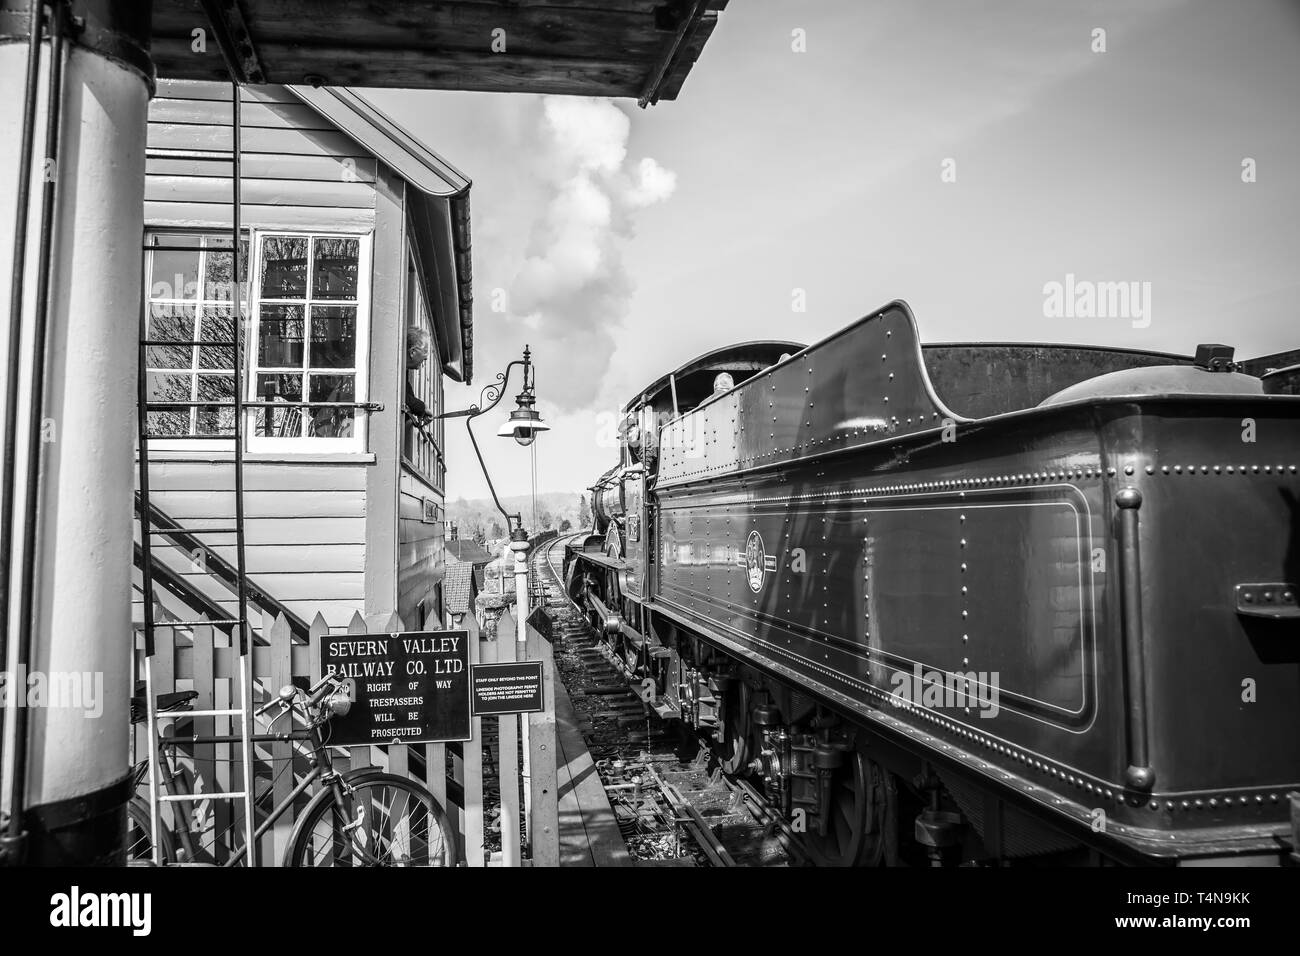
(406, 325, 434, 427)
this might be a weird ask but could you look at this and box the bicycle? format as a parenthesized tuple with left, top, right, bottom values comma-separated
(127, 673, 458, 866)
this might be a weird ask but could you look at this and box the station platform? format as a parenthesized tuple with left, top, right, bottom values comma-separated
(554, 670, 631, 866)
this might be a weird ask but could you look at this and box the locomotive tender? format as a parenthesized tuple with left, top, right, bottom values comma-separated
(566, 300, 1300, 866)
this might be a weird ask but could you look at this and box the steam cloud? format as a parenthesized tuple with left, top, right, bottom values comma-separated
(507, 97, 677, 410)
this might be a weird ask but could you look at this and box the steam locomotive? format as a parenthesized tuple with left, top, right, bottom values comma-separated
(566, 299, 1300, 866)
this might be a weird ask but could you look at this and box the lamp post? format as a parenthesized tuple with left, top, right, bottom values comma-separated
(437, 346, 548, 865)
(438, 345, 549, 644)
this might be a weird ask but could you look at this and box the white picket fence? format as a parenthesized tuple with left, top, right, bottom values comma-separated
(134, 605, 558, 866)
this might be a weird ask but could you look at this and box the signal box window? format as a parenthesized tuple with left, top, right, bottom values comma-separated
(250, 232, 372, 452)
(145, 229, 371, 455)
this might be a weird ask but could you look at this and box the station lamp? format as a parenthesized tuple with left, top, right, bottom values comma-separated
(437, 344, 548, 533)
(497, 354, 550, 446)
(435, 344, 547, 663)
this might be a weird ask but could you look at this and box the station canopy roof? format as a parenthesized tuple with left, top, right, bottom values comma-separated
(152, 0, 729, 103)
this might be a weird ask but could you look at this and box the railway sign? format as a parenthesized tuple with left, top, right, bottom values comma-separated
(320, 630, 471, 745)
(471, 662, 544, 716)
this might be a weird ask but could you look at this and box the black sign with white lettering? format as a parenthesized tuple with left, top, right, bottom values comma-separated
(471, 662, 544, 716)
(320, 630, 471, 745)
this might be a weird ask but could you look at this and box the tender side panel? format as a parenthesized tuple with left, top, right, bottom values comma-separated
(867, 496, 1093, 722)
(656, 483, 1099, 745)
(657, 301, 957, 486)
(648, 398, 1300, 856)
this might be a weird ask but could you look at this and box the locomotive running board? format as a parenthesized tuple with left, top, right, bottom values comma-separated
(649, 599, 1294, 864)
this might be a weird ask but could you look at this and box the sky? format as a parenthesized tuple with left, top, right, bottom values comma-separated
(364, 0, 1300, 502)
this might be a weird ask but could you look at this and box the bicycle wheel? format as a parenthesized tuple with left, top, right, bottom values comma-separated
(287, 773, 457, 867)
(126, 796, 175, 864)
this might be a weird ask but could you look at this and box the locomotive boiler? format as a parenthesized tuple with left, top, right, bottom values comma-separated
(566, 300, 1300, 866)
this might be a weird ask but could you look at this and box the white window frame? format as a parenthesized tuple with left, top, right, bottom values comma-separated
(246, 229, 373, 455)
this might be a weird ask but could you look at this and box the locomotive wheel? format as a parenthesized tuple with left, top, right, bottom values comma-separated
(716, 682, 751, 775)
(803, 752, 898, 867)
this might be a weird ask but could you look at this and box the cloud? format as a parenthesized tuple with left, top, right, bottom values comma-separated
(506, 97, 677, 410)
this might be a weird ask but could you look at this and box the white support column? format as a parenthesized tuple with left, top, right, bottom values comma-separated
(512, 540, 529, 645)
(0, 31, 149, 862)
(512, 537, 531, 851)
(495, 537, 530, 866)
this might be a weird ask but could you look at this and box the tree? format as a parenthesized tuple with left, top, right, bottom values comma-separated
(578, 494, 592, 530)
(535, 505, 554, 532)
(559, 518, 571, 532)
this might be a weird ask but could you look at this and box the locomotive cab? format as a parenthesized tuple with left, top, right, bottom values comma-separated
(626, 340, 805, 446)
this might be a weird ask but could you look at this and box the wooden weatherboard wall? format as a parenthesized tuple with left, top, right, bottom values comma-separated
(139, 78, 377, 630)
(366, 169, 449, 632)
(135, 462, 368, 630)
(362, 165, 405, 627)
(396, 204, 445, 631)
(146, 79, 377, 232)
(397, 469, 444, 629)
(138, 78, 460, 636)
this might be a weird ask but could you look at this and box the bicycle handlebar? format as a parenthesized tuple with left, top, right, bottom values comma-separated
(308, 673, 348, 705)
(254, 684, 296, 717)
(308, 672, 335, 694)
(253, 674, 349, 723)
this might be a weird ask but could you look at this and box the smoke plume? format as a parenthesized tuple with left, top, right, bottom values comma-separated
(507, 97, 676, 410)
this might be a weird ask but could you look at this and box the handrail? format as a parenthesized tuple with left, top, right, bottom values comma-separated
(402, 408, 446, 488)
(133, 492, 310, 641)
(132, 542, 272, 648)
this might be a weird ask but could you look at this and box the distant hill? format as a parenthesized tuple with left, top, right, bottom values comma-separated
(446, 491, 592, 545)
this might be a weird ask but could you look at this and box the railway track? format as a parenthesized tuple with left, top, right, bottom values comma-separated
(531, 535, 805, 867)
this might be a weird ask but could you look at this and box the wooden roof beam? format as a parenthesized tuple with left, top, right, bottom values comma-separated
(197, 0, 266, 84)
(639, 0, 711, 108)
(151, 0, 729, 98)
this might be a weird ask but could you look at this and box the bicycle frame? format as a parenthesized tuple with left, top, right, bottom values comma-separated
(151, 705, 387, 866)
